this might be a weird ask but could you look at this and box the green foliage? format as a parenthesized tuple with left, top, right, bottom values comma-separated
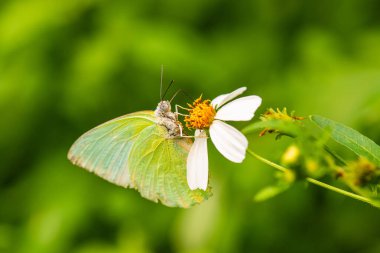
(242, 119, 300, 138)
(311, 115, 380, 167)
(245, 109, 380, 208)
(254, 171, 294, 202)
(254, 184, 289, 202)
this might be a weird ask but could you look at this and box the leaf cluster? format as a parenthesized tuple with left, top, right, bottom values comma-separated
(243, 109, 380, 204)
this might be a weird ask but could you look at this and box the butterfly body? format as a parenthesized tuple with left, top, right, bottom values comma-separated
(68, 101, 210, 208)
(154, 100, 182, 137)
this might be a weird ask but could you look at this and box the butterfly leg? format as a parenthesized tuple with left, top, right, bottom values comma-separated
(178, 123, 183, 137)
(175, 104, 189, 117)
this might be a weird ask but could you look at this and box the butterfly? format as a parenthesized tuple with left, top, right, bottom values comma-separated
(67, 82, 211, 208)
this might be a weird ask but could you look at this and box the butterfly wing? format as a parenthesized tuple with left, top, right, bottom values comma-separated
(68, 111, 211, 207)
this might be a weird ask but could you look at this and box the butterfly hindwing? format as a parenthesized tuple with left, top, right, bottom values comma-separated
(68, 111, 211, 207)
(127, 125, 210, 207)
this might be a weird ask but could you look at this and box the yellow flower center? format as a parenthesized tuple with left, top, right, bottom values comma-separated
(184, 96, 216, 129)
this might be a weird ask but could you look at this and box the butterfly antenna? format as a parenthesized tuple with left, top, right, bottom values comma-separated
(162, 80, 175, 100)
(179, 89, 195, 102)
(170, 89, 182, 103)
(160, 65, 164, 100)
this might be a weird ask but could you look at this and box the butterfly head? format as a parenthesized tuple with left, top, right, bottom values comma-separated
(155, 100, 172, 115)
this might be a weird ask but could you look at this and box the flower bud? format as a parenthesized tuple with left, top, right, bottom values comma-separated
(347, 157, 380, 187)
(305, 159, 319, 174)
(281, 145, 300, 165)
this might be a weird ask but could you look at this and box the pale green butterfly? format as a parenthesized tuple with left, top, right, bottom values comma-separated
(68, 81, 211, 208)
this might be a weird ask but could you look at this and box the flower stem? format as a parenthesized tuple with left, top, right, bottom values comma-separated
(247, 148, 380, 208)
(247, 149, 288, 173)
(305, 178, 379, 206)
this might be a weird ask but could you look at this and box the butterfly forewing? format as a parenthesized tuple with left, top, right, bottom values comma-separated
(68, 111, 154, 186)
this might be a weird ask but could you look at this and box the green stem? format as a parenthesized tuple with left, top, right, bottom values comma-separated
(247, 148, 380, 208)
(305, 178, 377, 206)
(247, 149, 287, 173)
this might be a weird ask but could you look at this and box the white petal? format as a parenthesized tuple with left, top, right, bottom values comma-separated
(209, 120, 248, 163)
(187, 130, 208, 190)
(211, 87, 247, 109)
(215, 95, 262, 121)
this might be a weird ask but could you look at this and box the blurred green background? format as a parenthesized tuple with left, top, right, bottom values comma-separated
(1, 0, 380, 252)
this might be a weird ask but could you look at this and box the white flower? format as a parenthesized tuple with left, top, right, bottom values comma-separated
(184, 87, 262, 190)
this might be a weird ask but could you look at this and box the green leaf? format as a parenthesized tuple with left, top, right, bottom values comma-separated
(68, 111, 211, 208)
(242, 119, 300, 136)
(310, 115, 380, 167)
(253, 184, 290, 202)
